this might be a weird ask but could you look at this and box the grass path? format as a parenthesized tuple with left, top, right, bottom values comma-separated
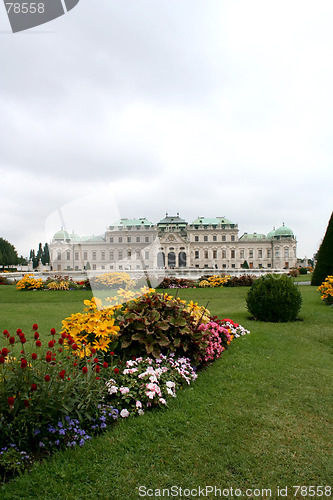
(0, 285, 332, 499)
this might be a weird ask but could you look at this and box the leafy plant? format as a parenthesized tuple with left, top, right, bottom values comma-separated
(246, 274, 302, 322)
(317, 275, 333, 305)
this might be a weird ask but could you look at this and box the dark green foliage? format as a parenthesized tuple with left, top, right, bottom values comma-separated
(114, 292, 206, 363)
(29, 242, 50, 268)
(246, 274, 302, 322)
(0, 238, 19, 268)
(311, 212, 333, 286)
(241, 260, 250, 269)
(224, 275, 257, 287)
(299, 267, 308, 275)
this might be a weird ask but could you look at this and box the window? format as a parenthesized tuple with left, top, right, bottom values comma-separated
(110, 265, 114, 269)
(118, 250, 123, 260)
(92, 251, 96, 261)
(74, 252, 79, 261)
(222, 250, 226, 259)
(213, 250, 217, 259)
(213, 235, 217, 242)
(249, 250, 254, 258)
(57, 251, 61, 260)
(275, 247, 280, 257)
(231, 235, 235, 241)
(92, 264, 96, 270)
(136, 250, 141, 259)
(118, 236, 122, 243)
(128, 250, 131, 258)
(240, 249, 245, 259)
(109, 251, 114, 260)
(127, 237, 131, 243)
(195, 250, 199, 259)
(231, 250, 235, 259)
(145, 236, 149, 243)
(145, 251, 149, 260)
(204, 235, 208, 242)
(222, 235, 226, 242)
(231, 264, 235, 268)
(195, 235, 199, 242)
(267, 249, 271, 258)
(222, 264, 226, 269)
(66, 251, 70, 260)
(284, 247, 289, 258)
(109, 237, 113, 243)
(101, 265, 105, 270)
(75, 266, 79, 271)
(101, 251, 105, 260)
(258, 249, 263, 259)
(83, 251, 88, 260)
(136, 236, 140, 243)
(204, 250, 208, 259)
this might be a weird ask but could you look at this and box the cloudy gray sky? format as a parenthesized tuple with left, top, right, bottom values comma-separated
(0, 0, 332, 259)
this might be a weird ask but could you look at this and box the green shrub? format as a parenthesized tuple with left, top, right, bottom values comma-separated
(299, 267, 308, 275)
(246, 274, 302, 322)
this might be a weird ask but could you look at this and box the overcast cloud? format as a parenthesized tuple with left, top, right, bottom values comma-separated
(0, 0, 332, 259)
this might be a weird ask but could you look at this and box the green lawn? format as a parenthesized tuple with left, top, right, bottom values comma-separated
(1, 285, 332, 500)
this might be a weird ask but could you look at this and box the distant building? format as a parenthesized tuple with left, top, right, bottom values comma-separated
(50, 214, 297, 271)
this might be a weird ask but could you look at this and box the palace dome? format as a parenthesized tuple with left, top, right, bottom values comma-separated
(53, 229, 70, 241)
(274, 223, 294, 238)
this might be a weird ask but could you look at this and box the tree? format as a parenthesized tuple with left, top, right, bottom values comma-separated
(311, 212, 333, 286)
(0, 238, 19, 268)
(41, 243, 50, 265)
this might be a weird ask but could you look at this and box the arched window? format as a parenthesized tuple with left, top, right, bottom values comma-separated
(179, 252, 186, 267)
(168, 252, 176, 268)
(157, 252, 165, 268)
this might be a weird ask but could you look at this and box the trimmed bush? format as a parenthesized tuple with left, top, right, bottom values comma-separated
(246, 274, 302, 322)
(311, 212, 333, 286)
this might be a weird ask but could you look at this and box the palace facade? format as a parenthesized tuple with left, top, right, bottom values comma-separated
(49, 214, 297, 272)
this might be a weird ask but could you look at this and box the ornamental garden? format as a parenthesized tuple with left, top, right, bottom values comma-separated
(0, 270, 332, 496)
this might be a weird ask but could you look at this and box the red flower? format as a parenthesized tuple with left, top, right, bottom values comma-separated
(93, 358, 99, 363)
(110, 352, 114, 356)
(8, 396, 15, 406)
(16, 329, 22, 335)
(44, 375, 50, 382)
(1, 347, 9, 357)
(24, 400, 30, 408)
(45, 354, 52, 363)
(82, 366, 88, 374)
(21, 359, 28, 368)
(114, 367, 119, 374)
(31, 353, 37, 360)
(103, 362, 108, 368)
(50, 328, 56, 335)
(34, 332, 39, 340)
(9, 336, 15, 344)
(61, 332, 67, 339)
(32, 324, 38, 331)
(31, 383, 37, 392)
(20, 337, 27, 344)
(58, 338, 64, 345)
(90, 347, 96, 354)
(72, 343, 78, 351)
(59, 370, 66, 379)
(48, 340, 55, 348)
(73, 362, 77, 367)
(95, 365, 100, 373)
(3, 330, 9, 336)
(95, 376, 100, 380)
(0, 356, 5, 364)
(36, 340, 42, 347)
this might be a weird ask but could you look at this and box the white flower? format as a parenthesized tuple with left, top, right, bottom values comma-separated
(136, 400, 142, 408)
(120, 387, 130, 395)
(138, 409, 145, 416)
(107, 386, 118, 394)
(166, 381, 175, 388)
(146, 391, 155, 399)
(159, 398, 167, 405)
(120, 409, 129, 418)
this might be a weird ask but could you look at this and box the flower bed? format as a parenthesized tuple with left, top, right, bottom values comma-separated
(16, 274, 91, 291)
(317, 275, 333, 305)
(0, 289, 250, 482)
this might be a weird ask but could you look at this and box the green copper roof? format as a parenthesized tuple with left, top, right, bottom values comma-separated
(158, 214, 187, 225)
(110, 218, 154, 227)
(239, 233, 266, 241)
(53, 229, 71, 241)
(274, 223, 294, 237)
(267, 228, 276, 238)
(190, 216, 234, 225)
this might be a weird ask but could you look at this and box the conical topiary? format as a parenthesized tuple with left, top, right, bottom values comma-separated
(311, 212, 333, 286)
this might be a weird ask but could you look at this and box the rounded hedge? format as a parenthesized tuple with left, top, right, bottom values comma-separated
(246, 274, 302, 322)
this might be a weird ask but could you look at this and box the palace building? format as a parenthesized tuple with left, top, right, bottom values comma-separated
(50, 214, 297, 272)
